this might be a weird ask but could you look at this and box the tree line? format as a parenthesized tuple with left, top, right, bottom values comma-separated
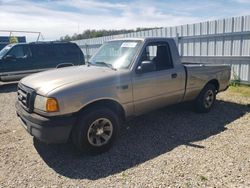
(60, 27, 162, 41)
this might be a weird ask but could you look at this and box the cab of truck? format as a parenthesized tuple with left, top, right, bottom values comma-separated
(0, 42, 84, 82)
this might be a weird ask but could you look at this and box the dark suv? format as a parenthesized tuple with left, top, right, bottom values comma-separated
(0, 42, 84, 82)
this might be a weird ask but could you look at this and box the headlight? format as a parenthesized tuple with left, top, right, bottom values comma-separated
(34, 95, 59, 112)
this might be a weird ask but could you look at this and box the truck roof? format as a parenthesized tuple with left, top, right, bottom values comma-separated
(7, 41, 73, 46)
(109, 37, 175, 42)
(29, 41, 73, 45)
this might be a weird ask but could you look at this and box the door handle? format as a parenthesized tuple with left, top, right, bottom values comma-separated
(171, 73, 177, 79)
(116, 84, 128, 90)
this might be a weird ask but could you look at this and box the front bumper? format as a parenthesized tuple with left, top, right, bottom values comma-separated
(16, 102, 76, 144)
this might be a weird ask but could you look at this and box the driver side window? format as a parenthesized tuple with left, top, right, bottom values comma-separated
(8, 46, 28, 58)
(141, 45, 157, 62)
(138, 42, 173, 73)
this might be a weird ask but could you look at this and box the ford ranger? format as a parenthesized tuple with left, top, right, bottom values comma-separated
(16, 37, 231, 154)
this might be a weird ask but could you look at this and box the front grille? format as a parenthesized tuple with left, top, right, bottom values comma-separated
(17, 84, 35, 112)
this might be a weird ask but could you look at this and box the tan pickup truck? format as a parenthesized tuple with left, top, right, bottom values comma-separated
(16, 37, 231, 154)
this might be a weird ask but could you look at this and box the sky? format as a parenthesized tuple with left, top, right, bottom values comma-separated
(0, 0, 250, 41)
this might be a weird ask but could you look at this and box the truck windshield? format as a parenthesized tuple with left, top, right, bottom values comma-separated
(0, 44, 13, 59)
(89, 40, 142, 69)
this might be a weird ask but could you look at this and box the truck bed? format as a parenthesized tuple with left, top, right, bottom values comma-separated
(181, 62, 231, 101)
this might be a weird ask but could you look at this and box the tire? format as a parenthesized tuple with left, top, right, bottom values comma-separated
(72, 106, 120, 155)
(194, 83, 216, 113)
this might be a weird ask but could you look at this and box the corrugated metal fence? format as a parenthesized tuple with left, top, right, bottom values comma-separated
(73, 15, 250, 84)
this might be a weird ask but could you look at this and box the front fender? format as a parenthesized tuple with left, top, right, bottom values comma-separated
(45, 81, 133, 117)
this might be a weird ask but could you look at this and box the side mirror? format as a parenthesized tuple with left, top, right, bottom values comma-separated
(4, 55, 15, 61)
(137, 60, 156, 74)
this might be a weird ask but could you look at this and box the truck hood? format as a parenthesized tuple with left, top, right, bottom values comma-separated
(20, 65, 119, 95)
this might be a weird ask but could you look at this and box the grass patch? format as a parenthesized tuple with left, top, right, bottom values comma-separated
(199, 175, 208, 181)
(121, 172, 128, 178)
(228, 85, 250, 97)
(185, 182, 192, 187)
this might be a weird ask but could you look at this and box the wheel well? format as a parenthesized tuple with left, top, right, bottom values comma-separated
(78, 99, 126, 121)
(207, 79, 219, 92)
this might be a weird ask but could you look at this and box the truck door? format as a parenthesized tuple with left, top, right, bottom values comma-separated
(1, 44, 32, 81)
(132, 41, 186, 115)
(30, 44, 56, 70)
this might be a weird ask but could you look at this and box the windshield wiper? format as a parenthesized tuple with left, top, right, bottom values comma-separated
(94, 62, 117, 71)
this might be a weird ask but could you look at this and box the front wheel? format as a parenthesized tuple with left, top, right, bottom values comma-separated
(72, 107, 120, 154)
(194, 83, 216, 113)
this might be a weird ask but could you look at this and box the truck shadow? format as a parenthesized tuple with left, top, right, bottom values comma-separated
(34, 100, 250, 180)
(0, 82, 18, 93)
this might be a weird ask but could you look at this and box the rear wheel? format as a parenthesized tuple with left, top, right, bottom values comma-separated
(72, 107, 120, 154)
(194, 83, 216, 113)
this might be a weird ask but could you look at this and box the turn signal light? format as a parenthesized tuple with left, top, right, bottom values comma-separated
(46, 98, 59, 112)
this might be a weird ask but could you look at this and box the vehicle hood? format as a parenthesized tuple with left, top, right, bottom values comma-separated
(20, 65, 120, 95)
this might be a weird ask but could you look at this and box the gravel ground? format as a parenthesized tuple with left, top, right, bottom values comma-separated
(0, 83, 249, 188)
